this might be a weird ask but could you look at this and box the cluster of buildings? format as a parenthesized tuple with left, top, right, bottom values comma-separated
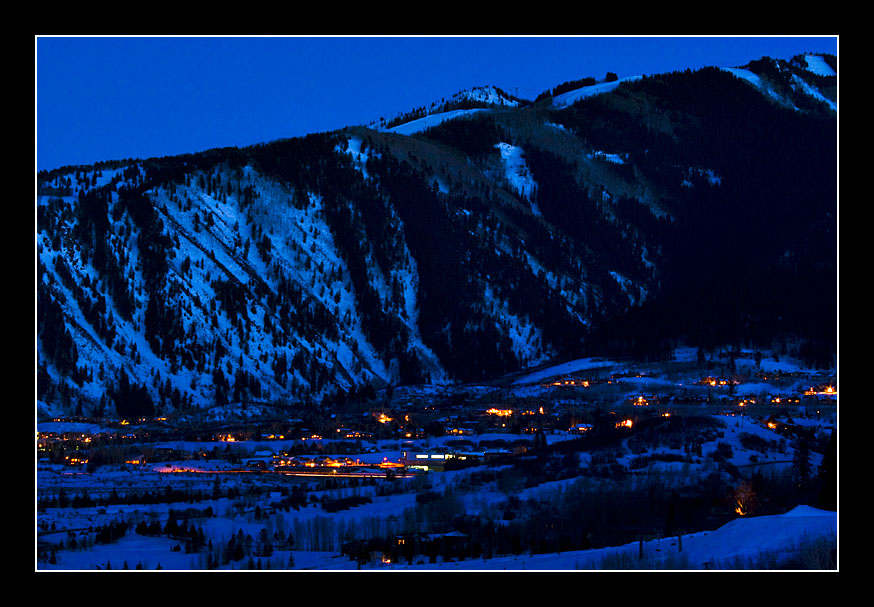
(37, 369, 836, 470)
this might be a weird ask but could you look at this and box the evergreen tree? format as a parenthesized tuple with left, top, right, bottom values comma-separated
(817, 430, 837, 511)
(792, 438, 812, 489)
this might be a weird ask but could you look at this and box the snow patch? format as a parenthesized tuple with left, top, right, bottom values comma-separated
(483, 283, 550, 368)
(551, 76, 641, 108)
(494, 142, 539, 213)
(722, 67, 786, 104)
(792, 74, 837, 112)
(339, 136, 377, 179)
(609, 270, 646, 305)
(803, 54, 835, 77)
(384, 108, 487, 136)
(588, 150, 626, 165)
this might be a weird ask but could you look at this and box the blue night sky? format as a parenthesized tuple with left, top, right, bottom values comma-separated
(36, 35, 838, 172)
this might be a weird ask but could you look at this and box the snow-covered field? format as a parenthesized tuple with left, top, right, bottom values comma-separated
(37, 480, 836, 571)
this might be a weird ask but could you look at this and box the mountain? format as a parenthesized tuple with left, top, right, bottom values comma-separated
(35, 53, 837, 419)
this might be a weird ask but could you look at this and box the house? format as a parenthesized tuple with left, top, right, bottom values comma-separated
(542, 377, 590, 388)
(698, 376, 736, 387)
(629, 395, 654, 406)
(770, 395, 801, 405)
(124, 454, 147, 465)
(804, 384, 837, 401)
(336, 427, 374, 439)
(403, 451, 449, 471)
(63, 455, 88, 466)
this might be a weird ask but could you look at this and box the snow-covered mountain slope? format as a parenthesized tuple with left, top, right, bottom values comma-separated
(798, 53, 837, 77)
(720, 53, 837, 113)
(550, 75, 642, 108)
(36, 54, 837, 419)
(386, 108, 487, 135)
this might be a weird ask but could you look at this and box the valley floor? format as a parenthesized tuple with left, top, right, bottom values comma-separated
(36, 347, 838, 572)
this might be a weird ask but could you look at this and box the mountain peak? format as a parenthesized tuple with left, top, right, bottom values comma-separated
(373, 85, 523, 133)
(448, 85, 522, 108)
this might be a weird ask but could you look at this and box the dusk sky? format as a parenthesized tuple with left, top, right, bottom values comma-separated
(35, 35, 838, 172)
